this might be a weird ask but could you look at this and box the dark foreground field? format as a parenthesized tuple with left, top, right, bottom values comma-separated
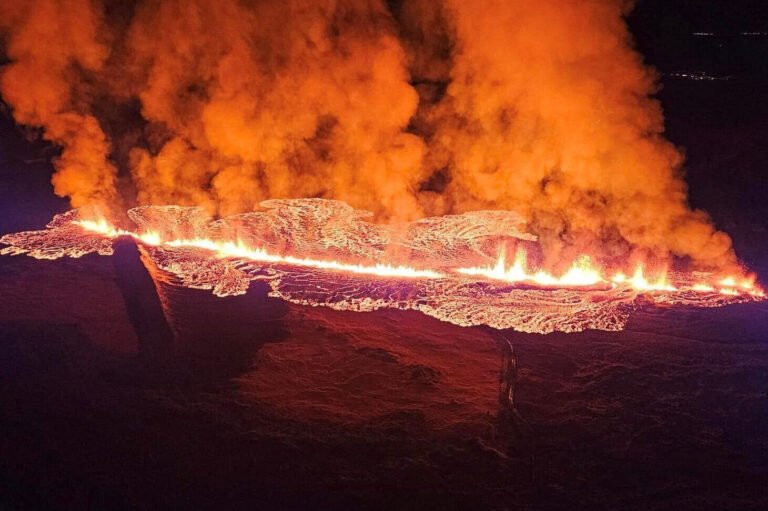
(0, 245, 767, 510)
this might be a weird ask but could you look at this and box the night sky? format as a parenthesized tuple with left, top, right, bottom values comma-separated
(628, 0, 768, 273)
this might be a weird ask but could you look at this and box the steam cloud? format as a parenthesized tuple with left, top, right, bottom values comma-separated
(0, 0, 736, 269)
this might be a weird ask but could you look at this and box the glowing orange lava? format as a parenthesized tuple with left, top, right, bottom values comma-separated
(457, 247, 764, 297)
(457, 248, 604, 288)
(74, 219, 764, 298)
(74, 220, 445, 280)
(2, 203, 765, 334)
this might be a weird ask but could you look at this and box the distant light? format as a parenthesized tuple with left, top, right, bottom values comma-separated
(664, 71, 731, 82)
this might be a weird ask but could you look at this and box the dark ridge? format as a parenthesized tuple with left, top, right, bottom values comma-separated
(111, 238, 174, 359)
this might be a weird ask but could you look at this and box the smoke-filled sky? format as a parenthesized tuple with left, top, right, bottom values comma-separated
(0, 0, 737, 269)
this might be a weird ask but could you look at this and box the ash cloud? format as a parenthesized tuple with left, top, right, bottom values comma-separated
(0, 0, 736, 269)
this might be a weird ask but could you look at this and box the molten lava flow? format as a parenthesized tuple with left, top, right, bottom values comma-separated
(74, 220, 445, 280)
(611, 266, 677, 292)
(457, 248, 604, 288)
(0, 201, 764, 334)
(457, 247, 763, 298)
(78, 220, 762, 297)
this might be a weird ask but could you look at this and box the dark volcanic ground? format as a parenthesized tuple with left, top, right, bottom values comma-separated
(0, 244, 767, 511)
(2, 2, 768, 510)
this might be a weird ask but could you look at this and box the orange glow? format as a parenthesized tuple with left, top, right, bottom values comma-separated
(715, 275, 764, 297)
(457, 248, 603, 288)
(1, 206, 765, 337)
(456, 247, 764, 296)
(65, 219, 766, 297)
(74, 220, 444, 280)
(622, 266, 677, 292)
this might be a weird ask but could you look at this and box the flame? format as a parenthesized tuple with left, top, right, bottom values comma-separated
(716, 275, 764, 297)
(559, 255, 604, 287)
(457, 248, 604, 288)
(76, 219, 133, 238)
(619, 266, 677, 292)
(457, 246, 764, 296)
(459, 248, 624, 289)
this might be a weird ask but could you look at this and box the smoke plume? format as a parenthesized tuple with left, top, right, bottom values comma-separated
(0, 0, 118, 208)
(0, 0, 736, 269)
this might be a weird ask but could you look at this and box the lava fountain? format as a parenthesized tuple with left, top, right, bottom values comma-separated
(1, 199, 762, 334)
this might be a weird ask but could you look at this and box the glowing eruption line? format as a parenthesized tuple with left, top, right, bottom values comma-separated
(457, 248, 603, 287)
(72, 220, 765, 297)
(457, 247, 763, 297)
(74, 220, 444, 280)
(614, 266, 677, 292)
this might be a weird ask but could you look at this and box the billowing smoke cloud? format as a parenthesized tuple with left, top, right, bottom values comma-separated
(403, 0, 735, 269)
(0, 0, 118, 209)
(124, 0, 427, 220)
(0, 0, 736, 269)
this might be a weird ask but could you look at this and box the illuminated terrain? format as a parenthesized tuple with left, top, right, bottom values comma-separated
(1, 199, 763, 334)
